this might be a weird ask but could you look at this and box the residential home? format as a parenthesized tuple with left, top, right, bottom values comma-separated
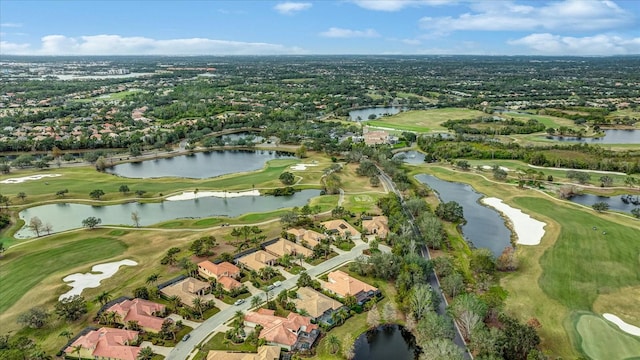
(159, 277, 210, 305)
(236, 250, 277, 272)
(323, 270, 380, 305)
(106, 298, 166, 332)
(361, 215, 390, 239)
(293, 287, 344, 325)
(65, 327, 140, 360)
(244, 309, 319, 351)
(363, 127, 390, 146)
(286, 228, 327, 248)
(264, 238, 313, 259)
(206, 345, 280, 360)
(197, 261, 242, 291)
(321, 219, 361, 239)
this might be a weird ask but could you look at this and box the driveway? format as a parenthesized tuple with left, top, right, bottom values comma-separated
(140, 342, 173, 357)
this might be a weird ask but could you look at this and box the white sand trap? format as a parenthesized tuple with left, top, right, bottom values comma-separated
(0, 174, 61, 184)
(603, 313, 640, 336)
(59, 259, 137, 300)
(290, 163, 319, 171)
(165, 189, 260, 201)
(482, 197, 546, 245)
(480, 165, 510, 172)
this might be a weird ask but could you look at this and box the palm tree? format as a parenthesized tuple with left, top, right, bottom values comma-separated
(192, 297, 204, 319)
(72, 345, 82, 360)
(59, 329, 73, 341)
(137, 346, 155, 360)
(250, 295, 262, 308)
(232, 310, 245, 329)
(126, 320, 141, 331)
(94, 291, 112, 306)
(145, 273, 160, 287)
(295, 252, 305, 267)
(168, 295, 182, 312)
(326, 334, 341, 354)
(332, 307, 349, 326)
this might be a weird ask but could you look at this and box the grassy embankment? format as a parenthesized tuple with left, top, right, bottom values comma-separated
(409, 164, 640, 358)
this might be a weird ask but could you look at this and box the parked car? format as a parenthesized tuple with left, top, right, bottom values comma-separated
(273, 281, 282, 288)
(234, 298, 245, 306)
(182, 334, 191, 342)
(266, 284, 275, 291)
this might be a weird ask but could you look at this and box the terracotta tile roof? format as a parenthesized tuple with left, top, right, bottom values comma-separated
(264, 238, 313, 258)
(198, 261, 241, 280)
(65, 327, 140, 360)
(286, 228, 327, 248)
(237, 250, 277, 271)
(107, 298, 166, 332)
(244, 309, 317, 348)
(218, 276, 242, 291)
(206, 345, 280, 360)
(324, 270, 378, 298)
(160, 277, 210, 305)
(362, 215, 389, 239)
(321, 219, 361, 238)
(293, 287, 343, 319)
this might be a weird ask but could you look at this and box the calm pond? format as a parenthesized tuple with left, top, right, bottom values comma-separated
(15, 190, 322, 238)
(105, 150, 293, 179)
(415, 174, 512, 256)
(568, 193, 639, 214)
(349, 107, 406, 121)
(354, 325, 417, 360)
(541, 130, 640, 144)
(394, 151, 426, 165)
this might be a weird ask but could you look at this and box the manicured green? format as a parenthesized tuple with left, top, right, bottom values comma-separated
(0, 237, 127, 312)
(571, 311, 640, 360)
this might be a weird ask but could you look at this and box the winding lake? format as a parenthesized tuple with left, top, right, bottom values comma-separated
(349, 107, 406, 121)
(541, 130, 640, 144)
(105, 150, 293, 179)
(568, 193, 639, 214)
(354, 325, 417, 360)
(15, 190, 322, 238)
(415, 174, 512, 256)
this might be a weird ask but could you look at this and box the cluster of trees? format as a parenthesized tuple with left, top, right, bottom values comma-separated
(443, 117, 546, 135)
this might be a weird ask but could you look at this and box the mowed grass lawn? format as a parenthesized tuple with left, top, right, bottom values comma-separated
(0, 237, 127, 313)
(572, 311, 640, 360)
(366, 107, 485, 132)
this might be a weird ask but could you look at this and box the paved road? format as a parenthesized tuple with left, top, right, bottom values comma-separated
(167, 240, 384, 360)
(376, 167, 472, 359)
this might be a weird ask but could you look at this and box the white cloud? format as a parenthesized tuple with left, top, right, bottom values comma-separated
(274, 2, 312, 14)
(0, 23, 22, 28)
(0, 34, 306, 55)
(421, 0, 633, 32)
(402, 38, 421, 45)
(508, 33, 640, 55)
(320, 27, 380, 38)
(351, 0, 456, 11)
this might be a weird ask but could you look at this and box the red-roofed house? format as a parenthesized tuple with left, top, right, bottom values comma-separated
(323, 270, 380, 305)
(244, 309, 319, 351)
(197, 261, 242, 291)
(65, 327, 140, 360)
(106, 298, 167, 332)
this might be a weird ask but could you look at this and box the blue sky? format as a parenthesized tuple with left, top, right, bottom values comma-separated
(1, 0, 639, 56)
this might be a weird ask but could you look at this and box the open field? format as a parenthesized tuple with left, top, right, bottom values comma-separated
(365, 107, 485, 132)
(410, 164, 640, 358)
(500, 111, 577, 129)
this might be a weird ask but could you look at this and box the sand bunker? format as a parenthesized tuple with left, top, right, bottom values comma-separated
(481, 197, 546, 245)
(481, 165, 510, 172)
(290, 163, 319, 171)
(0, 174, 61, 184)
(603, 313, 640, 336)
(165, 189, 260, 201)
(59, 259, 137, 300)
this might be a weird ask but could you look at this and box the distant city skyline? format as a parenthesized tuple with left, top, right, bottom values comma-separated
(1, 0, 639, 56)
